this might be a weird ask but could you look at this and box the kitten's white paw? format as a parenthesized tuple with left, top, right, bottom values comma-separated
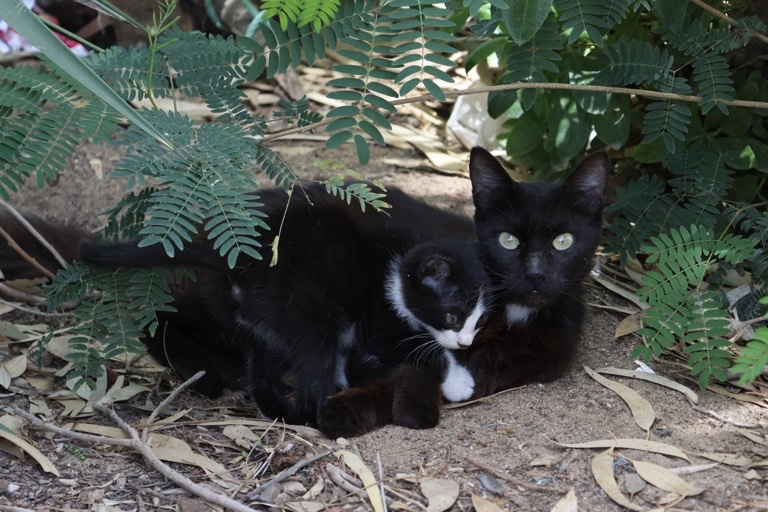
(441, 353, 474, 402)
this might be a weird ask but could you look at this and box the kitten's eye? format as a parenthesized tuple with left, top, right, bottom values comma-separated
(553, 233, 574, 251)
(445, 313, 459, 326)
(477, 314, 489, 328)
(498, 232, 520, 250)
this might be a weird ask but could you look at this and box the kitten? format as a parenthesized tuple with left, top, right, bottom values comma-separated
(79, 188, 491, 425)
(316, 147, 609, 437)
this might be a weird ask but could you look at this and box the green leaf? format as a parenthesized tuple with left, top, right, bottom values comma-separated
(0, 1, 173, 150)
(501, 0, 553, 45)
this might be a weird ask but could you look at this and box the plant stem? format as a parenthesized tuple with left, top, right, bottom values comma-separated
(263, 81, 768, 142)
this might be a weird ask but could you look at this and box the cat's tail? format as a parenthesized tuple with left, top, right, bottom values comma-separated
(0, 210, 87, 280)
(79, 240, 225, 270)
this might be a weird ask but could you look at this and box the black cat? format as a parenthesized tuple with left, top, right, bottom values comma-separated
(317, 147, 609, 437)
(79, 187, 492, 425)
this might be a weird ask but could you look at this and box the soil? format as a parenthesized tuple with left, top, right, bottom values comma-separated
(2, 138, 768, 512)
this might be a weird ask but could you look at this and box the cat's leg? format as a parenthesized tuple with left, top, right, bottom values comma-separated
(245, 345, 297, 422)
(391, 364, 443, 430)
(317, 379, 396, 438)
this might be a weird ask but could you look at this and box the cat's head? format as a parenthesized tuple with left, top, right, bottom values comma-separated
(469, 147, 608, 322)
(386, 241, 491, 350)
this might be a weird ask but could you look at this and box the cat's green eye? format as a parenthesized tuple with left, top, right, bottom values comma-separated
(553, 233, 574, 251)
(498, 232, 520, 250)
(445, 313, 459, 326)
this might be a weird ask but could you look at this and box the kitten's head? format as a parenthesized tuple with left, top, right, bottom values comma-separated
(386, 241, 491, 350)
(469, 147, 609, 320)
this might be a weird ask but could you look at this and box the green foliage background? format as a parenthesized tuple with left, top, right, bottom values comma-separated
(1, 0, 767, 391)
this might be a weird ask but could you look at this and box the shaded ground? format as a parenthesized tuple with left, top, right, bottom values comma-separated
(2, 139, 768, 511)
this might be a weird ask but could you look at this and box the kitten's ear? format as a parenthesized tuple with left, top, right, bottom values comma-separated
(469, 147, 516, 207)
(418, 257, 452, 283)
(565, 152, 609, 212)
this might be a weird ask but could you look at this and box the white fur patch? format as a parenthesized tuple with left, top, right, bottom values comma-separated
(441, 351, 474, 402)
(505, 303, 535, 325)
(384, 256, 423, 331)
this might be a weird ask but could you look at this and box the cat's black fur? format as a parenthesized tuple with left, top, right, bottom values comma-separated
(79, 187, 491, 425)
(316, 147, 609, 437)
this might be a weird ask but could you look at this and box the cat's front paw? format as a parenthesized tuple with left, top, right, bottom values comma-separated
(317, 381, 395, 439)
(392, 366, 442, 430)
(441, 354, 475, 402)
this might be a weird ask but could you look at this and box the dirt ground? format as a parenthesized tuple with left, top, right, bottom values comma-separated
(2, 138, 768, 512)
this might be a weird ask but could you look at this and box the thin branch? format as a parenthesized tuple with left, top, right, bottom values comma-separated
(94, 404, 261, 512)
(0, 225, 55, 279)
(263, 82, 768, 143)
(11, 406, 260, 512)
(0, 200, 68, 269)
(688, 0, 768, 45)
(249, 448, 335, 500)
(0, 283, 46, 306)
(145, 370, 206, 426)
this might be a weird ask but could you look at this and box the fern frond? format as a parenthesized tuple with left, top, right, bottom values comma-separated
(255, 144, 299, 190)
(634, 289, 690, 360)
(320, 176, 390, 213)
(641, 76, 692, 153)
(0, 65, 120, 199)
(596, 40, 672, 85)
(502, 19, 562, 83)
(554, 0, 614, 45)
(667, 143, 732, 222)
(682, 292, 732, 389)
(692, 52, 733, 115)
(733, 323, 768, 385)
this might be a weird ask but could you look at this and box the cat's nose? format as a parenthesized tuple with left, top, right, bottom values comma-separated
(527, 271, 545, 286)
(457, 334, 473, 348)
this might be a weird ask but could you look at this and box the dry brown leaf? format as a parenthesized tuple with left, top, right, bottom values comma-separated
(0, 417, 60, 476)
(0, 320, 28, 340)
(73, 423, 233, 489)
(550, 487, 578, 512)
(335, 450, 384, 512)
(420, 477, 459, 512)
(591, 450, 643, 511)
(737, 428, 768, 447)
(707, 384, 768, 407)
(614, 312, 644, 338)
(0, 364, 10, 390)
(590, 273, 648, 310)
(584, 365, 655, 433)
(58, 399, 86, 417)
(470, 493, 503, 512)
(553, 439, 690, 461)
(596, 367, 699, 405)
(694, 452, 751, 466)
(3, 353, 26, 378)
(624, 473, 646, 496)
(629, 458, 705, 496)
(29, 399, 52, 417)
(223, 424, 262, 450)
(530, 454, 560, 467)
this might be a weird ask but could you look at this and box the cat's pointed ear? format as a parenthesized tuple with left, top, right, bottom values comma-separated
(469, 147, 516, 208)
(418, 257, 452, 283)
(565, 152, 609, 212)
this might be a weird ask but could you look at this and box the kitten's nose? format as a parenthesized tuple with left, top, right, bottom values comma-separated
(526, 253, 546, 286)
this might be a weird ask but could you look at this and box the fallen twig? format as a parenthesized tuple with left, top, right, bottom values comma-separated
(11, 406, 260, 512)
(691, 404, 764, 429)
(327, 463, 363, 493)
(464, 457, 569, 494)
(0, 200, 68, 270)
(0, 283, 46, 306)
(145, 370, 206, 427)
(250, 447, 335, 500)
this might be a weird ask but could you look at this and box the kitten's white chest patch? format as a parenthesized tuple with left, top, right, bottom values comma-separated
(441, 351, 474, 402)
(506, 303, 535, 325)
